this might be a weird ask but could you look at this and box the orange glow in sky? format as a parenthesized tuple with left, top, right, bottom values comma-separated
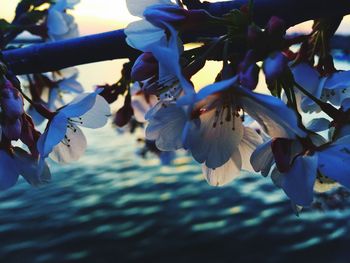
(1, 1, 350, 35)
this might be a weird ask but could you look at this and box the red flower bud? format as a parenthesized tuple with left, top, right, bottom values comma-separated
(131, 52, 159, 81)
(265, 16, 286, 37)
(263, 52, 288, 83)
(0, 79, 24, 121)
(271, 138, 293, 173)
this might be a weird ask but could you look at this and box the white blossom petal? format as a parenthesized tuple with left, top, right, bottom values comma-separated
(49, 125, 87, 163)
(37, 113, 68, 158)
(14, 147, 51, 187)
(146, 104, 186, 151)
(202, 148, 242, 186)
(250, 140, 274, 176)
(237, 87, 306, 138)
(72, 95, 111, 129)
(60, 91, 99, 118)
(186, 108, 244, 169)
(126, 0, 175, 17)
(280, 154, 318, 206)
(47, 10, 69, 35)
(318, 141, 350, 189)
(58, 76, 84, 93)
(125, 20, 165, 52)
(239, 127, 264, 171)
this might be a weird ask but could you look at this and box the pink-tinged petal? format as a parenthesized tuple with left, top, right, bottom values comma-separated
(318, 141, 350, 189)
(250, 140, 274, 176)
(0, 150, 19, 190)
(37, 113, 68, 158)
(49, 125, 87, 163)
(60, 91, 99, 118)
(71, 95, 111, 129)
(132, 94, 157, 123)
(195, 76, 238, 102)
(236, 87, 306, 138)
(239, 127, 263, 171)
(145, 104, 186, 151)
(280, 154, 318, 206)
(202, 148, 242, 186)
(13, 147, 51, 187)
(125, 20, 165, 52)
(186, 108, 244, 169)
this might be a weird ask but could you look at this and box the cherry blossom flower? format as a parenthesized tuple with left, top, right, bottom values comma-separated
(292, 63, 350, 113)
(250, 130, 350, 206)
(37, 90, 110, 164)
(47, 0, 80, 41)
(48, 68, 84, 111)
(125, 0, 194, 95)
(130, 82, 157, 123)
(179, 76, 305, 186)
(0, 143, 51, 190)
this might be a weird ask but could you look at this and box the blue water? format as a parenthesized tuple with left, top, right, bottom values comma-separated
(1, 124, 350, 263)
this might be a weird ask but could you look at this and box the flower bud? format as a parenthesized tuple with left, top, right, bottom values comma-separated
(271, 138, 293, 173)
(265, 16, 286, 37)
(0, 79, 24, 121)
(20, 114, 41, 157)
(247, 24, 264, 48)
(263, 52, 288, 83)
(2, 118, 22, 141)
(239, 64, 260, 90)
(114, 94, 134, 127)
(238, 50, 259, 90)
(131, 52, 159, 81)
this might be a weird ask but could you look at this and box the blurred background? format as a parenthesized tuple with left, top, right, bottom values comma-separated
(1, 1, 350, 262)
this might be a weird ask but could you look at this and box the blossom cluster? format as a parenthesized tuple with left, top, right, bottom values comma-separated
(0, 0, 111, 189)
(1, 0, 350, 212)
(121, 0, 350, 209)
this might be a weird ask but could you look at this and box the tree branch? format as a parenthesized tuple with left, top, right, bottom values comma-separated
(3, 30, 139, 75)
(3, 0, 350, 75)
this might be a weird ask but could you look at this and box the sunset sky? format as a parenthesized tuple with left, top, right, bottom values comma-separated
(2, 1, 350, 35)
(1, 0, 350, 92)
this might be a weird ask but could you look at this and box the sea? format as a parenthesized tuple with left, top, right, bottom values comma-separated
(1, 53, 350, 263)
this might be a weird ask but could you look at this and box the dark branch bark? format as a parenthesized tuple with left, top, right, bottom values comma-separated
(3, 0, 350, 75)
(3, 30, 139, 75)
(186, 0, 350, 28)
